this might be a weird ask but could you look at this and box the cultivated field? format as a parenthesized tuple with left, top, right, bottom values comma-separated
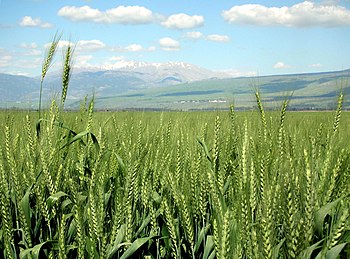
(1, 37, 349, 258)
(0, 95, 349, 258)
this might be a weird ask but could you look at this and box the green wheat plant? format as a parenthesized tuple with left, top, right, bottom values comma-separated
(0, 37, 349, 258)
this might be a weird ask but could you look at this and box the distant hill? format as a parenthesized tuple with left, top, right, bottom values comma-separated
(0, 63, 349, 110)
(0, 61, 228, 105)
(88, 68, 350, 111)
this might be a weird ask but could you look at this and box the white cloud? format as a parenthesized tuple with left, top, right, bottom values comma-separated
(161, 13, 204, 29)
(58, 5, 155, 24)
(19, 16, 53, 28)
(309, 63, 323, 68)
(21, 42, 38, 49)
(109, 56, 125, 62)
(206, 34, 230, 42)
(125, 44, 143, 52)
(15, 58, 42, 69)
(184, 31, 203, 40)
(7, 71, 31, 76)
(77, 40, 106, 51)
(159, 37, 180, 51)
(273, 62, 290, 69)
(45, 40, 106, 52)
(44, 40, 71, 49)
(111, 44, 156, 52)
(24, 49, 42, 56)
(222, 1, 350, 27)
(184, 32, 230, 42)
(74, 55, 93, 68)
(0, 55, 12, 68)
(20, 42, 42, 56)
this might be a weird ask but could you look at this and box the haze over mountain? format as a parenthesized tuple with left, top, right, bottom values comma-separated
(0, 61, 231, 103)
(0, 62, 349, 110)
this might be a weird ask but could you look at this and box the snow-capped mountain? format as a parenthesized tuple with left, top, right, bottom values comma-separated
(0, 61, 231, 102)
(74, 61, 229, 84)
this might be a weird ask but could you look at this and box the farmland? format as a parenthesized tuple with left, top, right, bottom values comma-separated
(0, 95, 349, 258)
(0, 37, 349, 258)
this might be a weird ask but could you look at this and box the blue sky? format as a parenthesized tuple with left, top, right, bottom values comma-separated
(1, 0, 350, 77)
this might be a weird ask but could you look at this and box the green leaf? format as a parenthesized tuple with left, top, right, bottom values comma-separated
(107, 224, 126, 258)
(89, 132, 100, 152)
(208, 250, 216, 259)
(315, 197, 343, 235)
(20, 241, 52, 259)
(120, 236, 155, 259)
(194, 224, 211, 253)
(152, 191, 161, 204)
(47, 191, 68, 209)
(116, 155, 127, 173)
(197, 137, 212, 163)
(223, 175, 232, 194)
(135, 215, 152, 237)
(326, 243, 347, 259)
(66, 216, 77, 243)
(298, 239, 324, 259)
(61, 130, 88, 149)
(203, 235, 215, 259)
(61, 199, 72, 210)
(272, 238, 285, 259)
(20, 187, 32, 231)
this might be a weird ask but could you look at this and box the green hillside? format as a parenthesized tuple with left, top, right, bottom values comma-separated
(86, 70, 350, 111)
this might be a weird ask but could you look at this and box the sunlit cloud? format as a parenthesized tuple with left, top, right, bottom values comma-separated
(222, 1, 350, 27)
(161, 13, 204, 29)
(159, 37, 180, 51)
(273, 61, 290, 69)
(58, 5, 156, 24)
(19, 16, 53, 28)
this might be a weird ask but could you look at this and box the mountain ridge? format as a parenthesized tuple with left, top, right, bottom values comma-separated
(0, 63, 349, 110)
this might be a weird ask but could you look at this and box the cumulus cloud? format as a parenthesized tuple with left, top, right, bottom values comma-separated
(184, 31, 203, 40)
(161, 13, 204, 29)
(125, 44, 155, 52)
(222, 1, 350, 27)
(273, 62, 290, 69)
(183, 32, 229, 43)
(159, 37, 180, 51)
(45, 40, 106, 52)
(58, 5, 155, 24)
(206, 34, 230, 42)
(77, 40, 106, 51)
(124, 44, 143, 52)
(19, 16, 53, 28)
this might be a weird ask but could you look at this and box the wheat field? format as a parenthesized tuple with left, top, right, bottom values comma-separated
(0, 38, 349, 258)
